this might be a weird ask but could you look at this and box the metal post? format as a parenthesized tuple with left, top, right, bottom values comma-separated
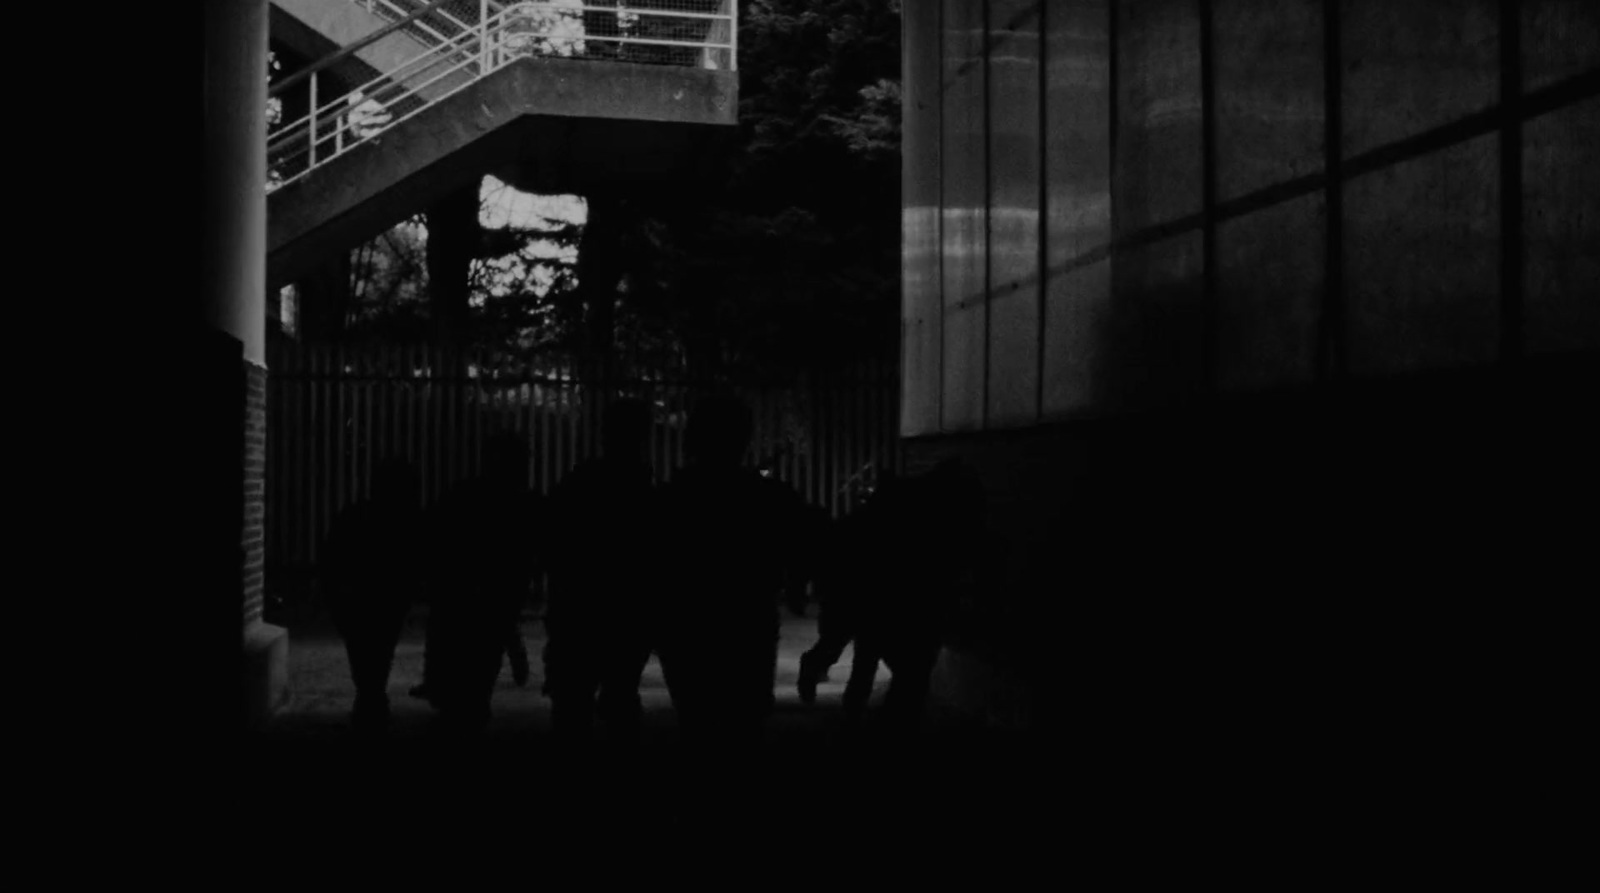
(480, 0, 488, 75)
(729, 0, 738, 71)
(308, 71, 318, 167)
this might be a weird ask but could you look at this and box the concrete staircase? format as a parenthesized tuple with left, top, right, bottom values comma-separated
(266, 0, 738, 292)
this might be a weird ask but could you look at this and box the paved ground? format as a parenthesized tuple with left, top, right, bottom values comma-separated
(259, 604, 914, 740)
(244, 605, 1048, 838)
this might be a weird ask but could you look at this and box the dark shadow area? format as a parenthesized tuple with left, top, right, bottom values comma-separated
(254, 394, 1028, 807)
(907, 347, 1600, 819)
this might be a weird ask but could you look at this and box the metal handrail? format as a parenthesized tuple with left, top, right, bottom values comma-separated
(370, 0, 463, 48)
(273, 42, 488, 162)
(269, 16, 487, 153)
(360, 0, 481, 48)
(268, 1, 737, 190)
(271, 0, 463, 97)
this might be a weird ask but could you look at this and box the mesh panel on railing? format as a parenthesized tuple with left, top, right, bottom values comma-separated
(358, 0, 733, 67)
(268, 1, 735, 190)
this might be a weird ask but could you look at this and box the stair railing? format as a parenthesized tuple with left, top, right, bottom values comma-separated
(269, 1, 737, 192)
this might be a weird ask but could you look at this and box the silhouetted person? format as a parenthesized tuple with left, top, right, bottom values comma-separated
(319, 457, 425, 734)
(796, 472, 896, 705)
(804, 460, 984, 733)
(421, 432, 542, 733)
(543, 398, 657, 746)
(412, 609, 528, 702)
(654, 395, 828, 750)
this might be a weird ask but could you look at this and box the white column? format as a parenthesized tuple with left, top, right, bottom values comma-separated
(203, 0, 269, 367)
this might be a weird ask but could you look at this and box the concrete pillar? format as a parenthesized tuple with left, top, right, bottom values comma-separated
(204, 0, 288, 729)
(204, 0, 269, 365)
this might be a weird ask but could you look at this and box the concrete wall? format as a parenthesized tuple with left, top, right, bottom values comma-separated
(902, 0, 1600, 744)
(903, 0, 1600, 434)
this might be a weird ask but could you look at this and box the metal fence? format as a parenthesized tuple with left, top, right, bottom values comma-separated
(265, 340, 902, 582)
(269, 1, 736, 189)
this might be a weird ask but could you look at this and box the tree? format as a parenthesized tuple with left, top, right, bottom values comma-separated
(618, 0, 904, 383)
(319, 0, 904, 387)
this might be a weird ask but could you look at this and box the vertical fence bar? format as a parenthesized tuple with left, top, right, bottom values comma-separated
(521, 371, 535, 493)
(473, 346, 483, 480)
(293, 346, 305, 570)
(335, 344, 347, 515)
(539, 376, 553, 493)
(552, 370, 565, 485)
(447, 346, 459, 491)
(791, 379, 803, 500)
(407, 344, 418, 502)
(569, 362, 582, 476)
(361, 347, 373, 498)
(829, 368, 841, 517)
(582, 368, 595, 473)
(320, 343, 333, 559)
(303, 344, 315, 566)
(422, 343, 435, 505)
(379, 344, 391, 482)
(308, 72, 319, 168)
(266, 344, 279, 586)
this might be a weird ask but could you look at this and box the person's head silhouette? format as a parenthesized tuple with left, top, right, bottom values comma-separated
(371, 457, 419, 511)
(685, 394, 754, 470)
(484, 431, 529, 489)
(927, 458, 984, 522)
(604, 398, 652, 463)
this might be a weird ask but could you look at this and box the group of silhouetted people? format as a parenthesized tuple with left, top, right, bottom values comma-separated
(317, 394, 984, 747)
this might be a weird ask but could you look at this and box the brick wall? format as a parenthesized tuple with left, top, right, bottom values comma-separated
(244, 360, 268, 625)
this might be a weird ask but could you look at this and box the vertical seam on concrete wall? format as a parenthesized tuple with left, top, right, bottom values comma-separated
(1199, 0, 1218, 396)
(1108, 0, 1119, 305)
(1319, 0, 1344, 382)
(1500, 0, 1524, 365)
(982, 0, 993, 431)
(1035, 0, 1049, 424)
(937, 0, 946, 435)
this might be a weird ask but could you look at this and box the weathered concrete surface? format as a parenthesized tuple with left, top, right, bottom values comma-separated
(1344, 133, 1500, 377)
(245, 619, 291, 728)
(1213, 0, 1324, 202)
(271, 0, 471, 103)
(268, 57, 737, 292)
(1215, 191, 1324, 393)
(1040, 1, 1111, 421)
(1104, 230, 1206, 410)
(1524, 96, 1600, 355)
(1042, 259, 1112, 418)
(1523, 0, 1600, 92)
(1341, 0, 1498, 158)
(904, 348, 1600, 758)
(899, 0, 943, 438)
(940, 0, 987, 433)
(985, 0, 1042, 428)
(1114, 0, 1202, 236)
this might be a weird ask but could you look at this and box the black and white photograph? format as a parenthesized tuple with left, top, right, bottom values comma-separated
(199, 0, 1598, 855)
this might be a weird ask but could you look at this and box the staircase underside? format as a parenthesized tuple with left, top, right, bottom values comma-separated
(268, 57, 737, 292)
